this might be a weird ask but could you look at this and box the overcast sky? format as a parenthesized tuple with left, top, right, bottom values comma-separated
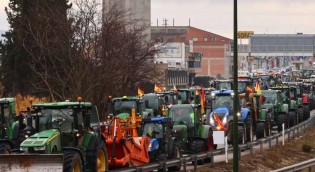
(1, 0, 315, 39)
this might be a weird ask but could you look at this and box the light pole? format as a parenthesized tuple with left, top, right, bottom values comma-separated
(233, 0, 239, 172)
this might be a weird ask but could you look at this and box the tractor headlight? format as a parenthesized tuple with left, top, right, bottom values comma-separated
(20, 147, 28, 151)
(211, 93, 215, 98)
(34, 146, 46, 151)
(231, 92, 235, 98)
(209, 116, 215, 126)
(148, 143, 152, 149)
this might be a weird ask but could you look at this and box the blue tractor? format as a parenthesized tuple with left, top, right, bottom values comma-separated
(141, 117, 181, 171)
(208, 90, 254, 144)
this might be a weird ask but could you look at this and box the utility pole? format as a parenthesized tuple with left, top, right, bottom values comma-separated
(233, 0, 239, 172)
(163, 18, 168, 43)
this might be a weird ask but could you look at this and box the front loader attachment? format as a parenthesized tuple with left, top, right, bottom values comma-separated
(0, 154, 63, 172)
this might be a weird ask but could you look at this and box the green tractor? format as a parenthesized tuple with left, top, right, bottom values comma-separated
(168, 104, 213, 164)
(109, 95, 158, 120)
(269, 86, 300, 127)
(18, 101, 108, 172)
(261, 90, 289, 132)
(284, 82, 310, 122)
(0, 98, 26, 154)
(246, 93, 272, 139)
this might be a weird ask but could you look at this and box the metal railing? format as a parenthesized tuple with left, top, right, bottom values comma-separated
(110, 114, 315, 172)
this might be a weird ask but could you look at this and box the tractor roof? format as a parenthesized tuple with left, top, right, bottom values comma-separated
(112, 96, 140, 101)
(143, 117, 172, 123)
(0, 97, 15, 104)
(212, 90, 234, 95)
(32, 101, 92, 109)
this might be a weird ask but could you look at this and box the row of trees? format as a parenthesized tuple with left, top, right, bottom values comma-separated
(0, 0, 161, 105)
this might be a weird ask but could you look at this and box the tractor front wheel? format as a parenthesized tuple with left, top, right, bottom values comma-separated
(303, 105, 310, 120)
(277, 114, 287, 132)
(288, 111, 296, 127)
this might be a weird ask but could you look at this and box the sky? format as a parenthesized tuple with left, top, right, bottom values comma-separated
(1, 0, 315, 39)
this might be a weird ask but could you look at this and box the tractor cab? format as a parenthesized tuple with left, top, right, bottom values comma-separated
(109, 96, 143, 119)
(0, 98, 17, 139)
(211, 80, 233, 91)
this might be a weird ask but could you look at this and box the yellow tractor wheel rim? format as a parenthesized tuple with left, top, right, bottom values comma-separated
(97, 149, 106, 172)
(73, 161, 80, 172)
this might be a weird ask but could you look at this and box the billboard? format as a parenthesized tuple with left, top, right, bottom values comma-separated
(158, 43, 183, 58)
(237, 31, 254, 39)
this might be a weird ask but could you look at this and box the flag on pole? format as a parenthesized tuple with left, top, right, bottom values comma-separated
(201, 87, 205, 114)
(154, 84, 163, 92)
(137, 86, 144, 97)
(256, 82, 262, 94)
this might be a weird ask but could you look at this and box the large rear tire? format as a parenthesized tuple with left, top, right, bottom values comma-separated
(277, 114, 287, 132)
(288, 111, 296, 127)
(63, 150, 83, 172)
(190, 140, 205, 165)
(167, 144, 181, 171)
(255, 123, 265, 139)
(303, 105, 310, 120)
(87, 137, 108, 172)
(297, 108, 304, 123)
(0, 143, 11, 154)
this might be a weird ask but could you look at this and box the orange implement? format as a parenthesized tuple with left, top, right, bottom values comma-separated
(103, 109, 150, 169)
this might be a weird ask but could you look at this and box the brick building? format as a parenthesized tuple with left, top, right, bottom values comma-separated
(151, 26, 232, 78)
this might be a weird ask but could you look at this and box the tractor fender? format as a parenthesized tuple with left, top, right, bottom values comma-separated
(239, 108, 250, 122)
(280, 104, 289, 114)
(302, 94, 309, 104)
(200, 125, 212, 139)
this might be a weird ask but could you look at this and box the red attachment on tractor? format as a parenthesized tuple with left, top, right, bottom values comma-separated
(302, 94, 309, 104)
(103, 109, 150, 169)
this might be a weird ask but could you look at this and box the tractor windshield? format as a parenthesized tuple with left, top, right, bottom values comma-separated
(142, 94, 159, 111)
(177, 91, 189, 103)
(168, 106, 194, 128)
(211, 95, 233, 111)
(217, 82, 232, 90)
(262, 91, 277, 104)
(142, 123, 163, 138)
(114, 100, 137, 114)
(238, 82, 247, 92)
(38, 109, 73, 132)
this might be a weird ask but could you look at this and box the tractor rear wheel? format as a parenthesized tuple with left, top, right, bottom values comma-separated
(87, 138, 108, 172)
(288, 111, 296, 127)
(167, 144, 181, 171)
(63, 150, 82, 172)
(297, 108, 304, 123)
(0, 143, 11, 154)
(303, 105, 310, 120)
(190, 140, 205, 165)
(277, 114, 287, 132)
(255, 123, 265, 139)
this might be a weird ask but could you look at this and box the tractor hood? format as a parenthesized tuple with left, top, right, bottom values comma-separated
(117, 112, 130, 120)
(262, 104, 274, 110)
(21, 129, 60, 147)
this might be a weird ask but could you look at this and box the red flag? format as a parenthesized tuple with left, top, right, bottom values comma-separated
(213, 114, 227, 131)
(201, 87, 205, 114)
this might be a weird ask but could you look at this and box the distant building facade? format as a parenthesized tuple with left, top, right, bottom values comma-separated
(103, 0, 151, 38)
(151, 26, 232, 79)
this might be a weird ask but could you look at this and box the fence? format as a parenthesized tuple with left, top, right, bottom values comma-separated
(110, 114, 315, 172)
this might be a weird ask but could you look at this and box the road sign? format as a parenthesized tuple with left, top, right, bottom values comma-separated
(237, 31, 254, 39)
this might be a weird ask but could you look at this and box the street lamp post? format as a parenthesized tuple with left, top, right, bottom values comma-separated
(233, 0, 239, 172)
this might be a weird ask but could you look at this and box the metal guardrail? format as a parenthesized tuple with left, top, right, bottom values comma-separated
(110, 114, 315, 172)
(271, 158, 315, 172)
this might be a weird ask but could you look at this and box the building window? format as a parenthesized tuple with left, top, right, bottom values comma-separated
(192, 37, 198, 41)
(203, 37, 208, 41)
(180, 37, 186, 42)
(210, 37, 216, 42)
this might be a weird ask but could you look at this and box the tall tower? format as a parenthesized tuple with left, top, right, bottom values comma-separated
(103, 0, 151, 39)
